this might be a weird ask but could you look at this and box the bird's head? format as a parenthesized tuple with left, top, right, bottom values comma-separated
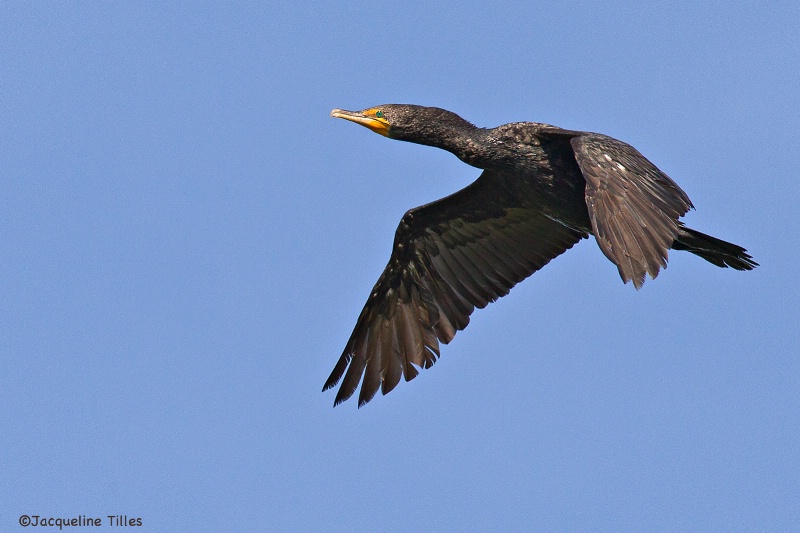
(330, 104, 476, 147)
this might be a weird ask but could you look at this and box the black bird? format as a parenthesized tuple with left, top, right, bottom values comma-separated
(324, 104, 757, 407)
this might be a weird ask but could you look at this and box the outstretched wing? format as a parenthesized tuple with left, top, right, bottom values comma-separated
(323, 169, 588, 407)
(569, 134, 694, 288)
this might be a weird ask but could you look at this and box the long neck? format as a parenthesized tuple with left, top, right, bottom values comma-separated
(434, 124, 492, 168)
(391, 109, 493, 168)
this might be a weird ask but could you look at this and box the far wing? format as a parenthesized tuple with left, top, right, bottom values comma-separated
(323, 169, 588, 407)
(570, 134, 694, 288)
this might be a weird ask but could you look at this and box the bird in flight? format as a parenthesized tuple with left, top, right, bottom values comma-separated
(324, 104, 757, 407)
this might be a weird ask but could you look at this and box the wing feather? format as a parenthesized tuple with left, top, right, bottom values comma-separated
(570, 134, 693, 288)
(324, 169, 588, 406)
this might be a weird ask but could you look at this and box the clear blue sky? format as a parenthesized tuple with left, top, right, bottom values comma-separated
(2, 2, 798, 531)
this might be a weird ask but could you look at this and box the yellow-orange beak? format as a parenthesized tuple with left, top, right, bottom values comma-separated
(330, 108, 390, 137)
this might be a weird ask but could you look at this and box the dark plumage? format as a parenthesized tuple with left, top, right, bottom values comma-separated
(325, 104, 757, 407)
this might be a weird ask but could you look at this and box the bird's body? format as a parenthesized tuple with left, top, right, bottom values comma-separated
(325, 104, 757, 407)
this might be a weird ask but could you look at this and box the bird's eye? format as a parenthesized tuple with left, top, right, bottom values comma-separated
(375, 110, 384, 118)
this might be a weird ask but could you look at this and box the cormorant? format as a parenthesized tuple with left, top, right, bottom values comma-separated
(324, 104, 757, 407)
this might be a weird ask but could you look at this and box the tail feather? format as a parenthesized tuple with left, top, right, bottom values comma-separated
(672, 226, 758, 270)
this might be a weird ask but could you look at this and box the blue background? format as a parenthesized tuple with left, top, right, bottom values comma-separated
(3, 2, 798, 531)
